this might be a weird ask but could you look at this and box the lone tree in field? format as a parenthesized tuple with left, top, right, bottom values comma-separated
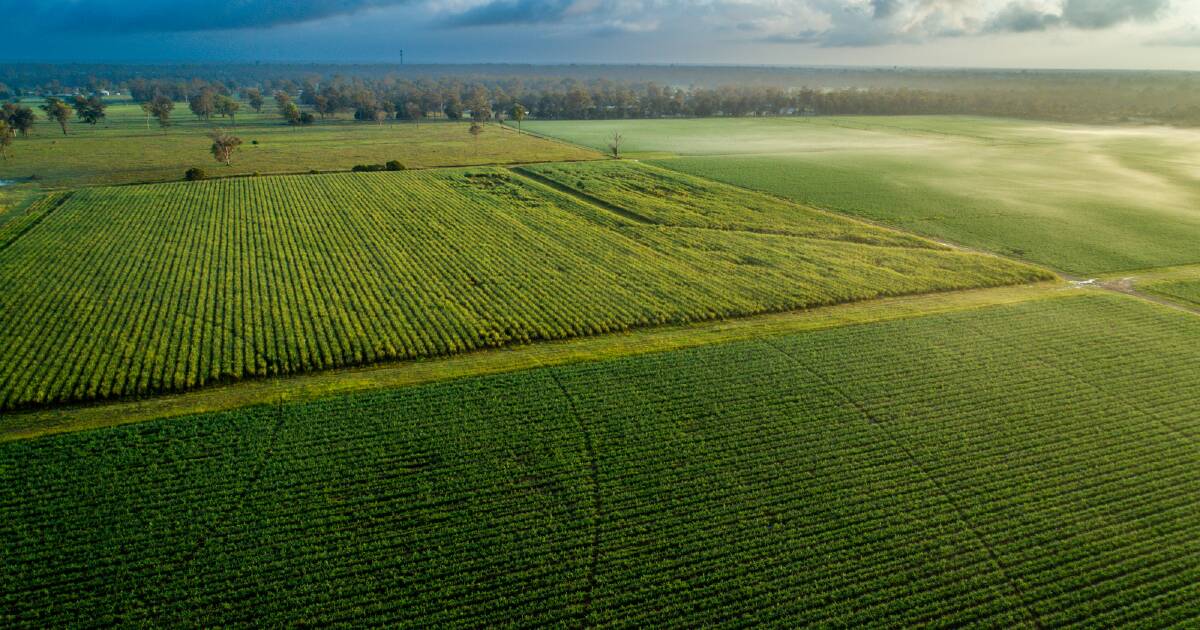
(244, 88, 265, 113)
(189, 90, 216, 121)
(215, 95, 240, 125)
(3, 103, 36, 137)
(41, 97, 73, 135)
(511, 103, 527, 134)
(73, 95, 107, 126)
(282, 101, 302, 126)
(608, 131, 623, 158)
(209, 130, 243, 166)
(405, 102, 422, 125)
(0, 119, 12, 160)
(469, 122, 484, 154)
(143, 95, 175, 128)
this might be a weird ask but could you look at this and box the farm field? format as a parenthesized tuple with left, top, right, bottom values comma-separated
(522, 116, 1200, 275)
(0, 161, 1045, 411)
(0, 101, 596, 189)
(1144, 279, 1200, 307)
(4, 293, 1200, 626)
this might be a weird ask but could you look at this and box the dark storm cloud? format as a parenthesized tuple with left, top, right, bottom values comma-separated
(988, 0, 1170, 33)
(439, 0, 578, 27)
(1060, 0, 1169, 29)
(986, 4, 1062, 32)
(871, 0, 901, 19)
(0, 0, 415, 33)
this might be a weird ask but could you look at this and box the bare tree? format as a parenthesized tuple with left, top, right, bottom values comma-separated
(608, 131, 623, 158)
(209, 129, 243, 166)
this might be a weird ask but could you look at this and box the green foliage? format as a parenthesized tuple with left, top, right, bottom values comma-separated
(0, 163, 1041, 410)
(385, 160, 405, 171)
(183, 167, 206, 181)
(2, 295, 1198, 626)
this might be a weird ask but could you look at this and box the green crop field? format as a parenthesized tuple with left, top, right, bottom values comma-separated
(522, 116, 1200, 275)
(0, 100, 596, 189)
(1143, 279, 1200, 307)
(0, 161, 1043, 411)
(4, 293, 1199, 627)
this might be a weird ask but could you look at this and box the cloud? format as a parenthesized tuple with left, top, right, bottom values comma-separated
(987, 0, 1170, 33)
(760, 0, 987, 48)
(439, 0, 578, 27)
(1146, 25, 1200, 46)
(871, 0, 901, 20)
(0, 0, 416, 33)
(1061, 0, 1169, 29)
(986, 3, 1062, 32)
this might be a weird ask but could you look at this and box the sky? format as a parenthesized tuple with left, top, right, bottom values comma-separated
(3, 0, 1200, 69)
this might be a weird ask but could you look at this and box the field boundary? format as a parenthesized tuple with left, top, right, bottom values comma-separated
(0, 191, 73, 252)
(510, 166, 656, 224)
(0, 282, 1070, 442)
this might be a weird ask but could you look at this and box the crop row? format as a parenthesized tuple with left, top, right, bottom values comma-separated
(3, 294, 1198, 626)
(521, 160, 935, 247)
(0, 166, 1044, 410)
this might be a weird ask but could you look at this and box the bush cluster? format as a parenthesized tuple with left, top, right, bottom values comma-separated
(351, 161, 406, 172)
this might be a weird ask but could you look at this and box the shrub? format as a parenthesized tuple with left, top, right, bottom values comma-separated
(351, 164, 387, 172)
(385, 160, 406, 171)
(251, 139, 259, 145)
(185, 168, 207, 181)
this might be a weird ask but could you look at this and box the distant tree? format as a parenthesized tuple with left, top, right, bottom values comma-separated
(443, 94, 463, 120)
(373, 109, 389, 125)
(468, 90, 492, 123)
(0, 119, 12, 160)
(208, 129, 243, 165)
(214, 95, 240, 124)
(73, 94, 107, 125)
(3, 103, 36, 137)
(608, 131, 623, 158)
(282, 101, 301, 126)
(405, 102, 422, 125)
(299, 111, 316, 126)
(144, 95, 174, 128)
(40, 97, 73, 135)
(244, 88, 265, 113)
(469, 122, 484, 154)
(189, 90, 215, 121)
(565, 86, 593, 119)
(273, 90, 292, 112)
(510, 103, 527, 134)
